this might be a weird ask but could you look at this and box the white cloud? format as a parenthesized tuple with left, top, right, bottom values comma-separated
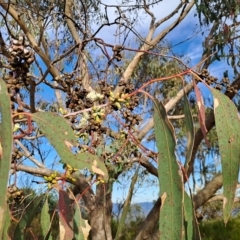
(96, 0, 190, 44)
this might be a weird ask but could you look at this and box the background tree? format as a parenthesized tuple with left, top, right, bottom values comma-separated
(0, 0, 240, 239)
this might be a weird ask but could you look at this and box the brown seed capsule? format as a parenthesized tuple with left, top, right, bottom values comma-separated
(24, 50, 31, 58)
(16, 191, 22, 196)
(10, 51, 18, 56)
(26, 57, 35, 64)
(12, 39, 19, 45)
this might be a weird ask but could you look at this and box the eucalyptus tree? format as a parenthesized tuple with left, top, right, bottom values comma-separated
(0, 0, 240, 240)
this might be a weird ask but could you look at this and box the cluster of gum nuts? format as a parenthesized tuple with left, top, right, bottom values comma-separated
(7, 185, 24, 202)
(44, 172, 58, 189)
(44, 165, 78, 188)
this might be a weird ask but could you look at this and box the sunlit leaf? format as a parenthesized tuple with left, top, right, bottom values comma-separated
(212, 88, 240, 224)
(32, 112, 77, 147)
(40, 196, 52, 240)
(115, 166, 139, 240)
(153, 99, 184, 239)
(80, 220, 91, 240)
(0, 79, 12, 238)
(32, 112, 108, 180)
(1, 208, 11, 240)
(73, 202, 87, 240)
(183, 191, 201, 240)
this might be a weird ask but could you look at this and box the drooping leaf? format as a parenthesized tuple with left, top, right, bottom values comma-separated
(115, 166, 139, 240)
(73, 201, 88, 240)
(1, 207, 11, 240)
(194, 82, 210, 147)
(40, 196, 52, 240)
(32, 112, 108, 180)
(153, 99, 184, 240)
(80, 220, 91, 240)
(0, 79, 12, 238)
(211, 88, 240, 224)
(14, 194, 46, 239)
(58, 190, 74, 240)
(183, 191, 201, 240)
(183, 93, 195, 172)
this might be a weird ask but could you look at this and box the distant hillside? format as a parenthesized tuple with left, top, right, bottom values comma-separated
(113, 202, 154, 217)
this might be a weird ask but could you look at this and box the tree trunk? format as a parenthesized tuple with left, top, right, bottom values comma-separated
(89, 183, 113, 240)
(71, 176, 112, 239)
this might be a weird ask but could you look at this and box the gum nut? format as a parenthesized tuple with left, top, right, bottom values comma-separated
(11, 51, 17, 56)
(12, 39, 18, 45)
(26, 57, 35, 64)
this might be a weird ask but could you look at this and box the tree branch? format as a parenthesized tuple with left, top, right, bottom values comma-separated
(207, 194, 240, 203)
(15, 139, 45, 168)
(12, 163, 52, 176)
(114, 0, 194, 94)
(193, 174, 223, 209)
(135, 197, 160, 240)
(137, 81, 194, 140)
(64, 0, 93, 93)
(143, 0, 156, 28)
(139, 158, 158, 177)
(0, 31, 11, 58)
(12, 163, 96, 212)
(0, 2, 65, 107)
(154, 2, 184, 28)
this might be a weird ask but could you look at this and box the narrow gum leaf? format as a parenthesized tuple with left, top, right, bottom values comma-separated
(153, 99, 184, 240)
(194, 82, 210, 146)
(73, 203, 86, 240)
(58, 190, 74, 240)
(0, 79, 12, 238)
(183, 94, 195, 172)
(183, 192, 201, 240)
(40, 197, 51, 239)
(211, 88, 240, 224)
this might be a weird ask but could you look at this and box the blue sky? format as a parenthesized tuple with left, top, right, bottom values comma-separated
(11, 1, 240, 204)
(104, 2, 240, 203)
(95, 3, 194, 203)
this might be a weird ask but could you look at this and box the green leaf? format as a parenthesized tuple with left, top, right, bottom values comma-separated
(153, 99, 184, 240)
(1, 208, 11, 240)
(115, 166, 139, 240)
(14, 194, 46, 240)
(183, 192, 201, 240)
(40, 196, 52, 240)
(32, 112, 108, 180)
(73, 202, 86, 240)
(212, 89, 240, 224)
(183, 94, 195, 172)
(0, 79, 12, 238)
(32, 112, 78, 147)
